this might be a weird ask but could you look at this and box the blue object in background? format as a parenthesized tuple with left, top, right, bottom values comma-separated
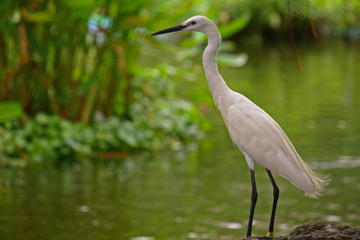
(87, 12, 113, 45)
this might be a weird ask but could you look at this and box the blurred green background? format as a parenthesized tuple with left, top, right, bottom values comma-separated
(0, 0, 360, 239)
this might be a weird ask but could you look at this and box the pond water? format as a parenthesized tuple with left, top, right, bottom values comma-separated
(1, 39, 360, 240)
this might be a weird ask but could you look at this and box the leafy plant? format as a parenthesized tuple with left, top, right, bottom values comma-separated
(0, 64, 204, 165)
(0, 101, 22, 122)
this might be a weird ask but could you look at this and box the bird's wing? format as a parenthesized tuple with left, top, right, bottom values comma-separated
(224, 94, 315, 193)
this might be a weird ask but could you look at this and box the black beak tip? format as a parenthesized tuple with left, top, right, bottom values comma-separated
(150, 31, 162, 36)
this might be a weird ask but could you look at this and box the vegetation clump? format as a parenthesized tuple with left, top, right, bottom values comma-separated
(0, 99, 203, 164)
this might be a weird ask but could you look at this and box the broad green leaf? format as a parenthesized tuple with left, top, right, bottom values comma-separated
(217, 53, 248, 68)
(22, 1, 56, 23)
(0, 102, 23, 122)
(219, 14, 251, 39)
(23, 11, 52, 23)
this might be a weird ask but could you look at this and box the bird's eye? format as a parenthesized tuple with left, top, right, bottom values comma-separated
(190, 21, 196, 25)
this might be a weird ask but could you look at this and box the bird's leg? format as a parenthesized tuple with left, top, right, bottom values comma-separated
(265, 169, 280, 237)
(246, 169, 257, 237)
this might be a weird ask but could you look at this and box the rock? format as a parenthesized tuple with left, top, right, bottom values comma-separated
(243, 222, 360, 240)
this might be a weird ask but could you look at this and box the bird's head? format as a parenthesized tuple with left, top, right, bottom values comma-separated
(151, 16, 213, 36)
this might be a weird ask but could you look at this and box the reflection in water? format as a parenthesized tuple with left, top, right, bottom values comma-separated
(311, 156, 360, 169)
(0, 40, 360, 239)
(325, 215, 342, 223)
(213, 221, 243, 229)
(78, 205, 90, 213)
(131, 237, 154, 240)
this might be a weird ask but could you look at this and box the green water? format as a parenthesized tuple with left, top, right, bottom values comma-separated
(1, 40, 360, 239)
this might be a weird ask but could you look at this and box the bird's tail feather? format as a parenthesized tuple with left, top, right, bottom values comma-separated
(282, 131, 330, 198)
(300, 160, 331, 198)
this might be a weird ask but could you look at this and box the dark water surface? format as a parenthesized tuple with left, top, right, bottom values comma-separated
(1, 40, 360, 239)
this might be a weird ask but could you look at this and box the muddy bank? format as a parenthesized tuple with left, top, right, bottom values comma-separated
(244, 222, 360, 240)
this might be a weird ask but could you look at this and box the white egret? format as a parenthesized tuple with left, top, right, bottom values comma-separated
(152, 16, 328, 238)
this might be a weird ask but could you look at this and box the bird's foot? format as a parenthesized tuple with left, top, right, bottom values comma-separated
(266, 232, 274, 237)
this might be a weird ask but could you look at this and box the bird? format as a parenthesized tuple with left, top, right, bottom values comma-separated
(151, 15, 328, 238)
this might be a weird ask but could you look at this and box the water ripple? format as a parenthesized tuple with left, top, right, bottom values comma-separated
(214, 221, 243, 229)
(311, 156, 360, 169)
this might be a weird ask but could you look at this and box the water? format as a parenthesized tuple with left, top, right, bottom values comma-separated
(1, 39, 360, 239)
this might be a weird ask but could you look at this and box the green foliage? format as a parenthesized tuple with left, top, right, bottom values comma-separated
(219, 14, 251, 39)
(220, 0, 360, 38)
(0, 106, 202, 163)
(0, 101, 22, 122)
(0, 0, 211, 164)
(0, 64, 204, 164)
(1, 114, 93, 163)
(0, 0, 210, 122)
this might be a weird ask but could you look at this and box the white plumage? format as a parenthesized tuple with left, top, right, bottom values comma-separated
(196, 15, 326, 197)
(152, 15, 328, 237)
(225, 93, 323, 195)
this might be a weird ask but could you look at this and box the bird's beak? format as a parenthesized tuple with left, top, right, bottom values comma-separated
(151, 24, 187, 36)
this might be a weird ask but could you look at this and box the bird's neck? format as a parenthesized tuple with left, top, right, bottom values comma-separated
(202, 27, 230, 104)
